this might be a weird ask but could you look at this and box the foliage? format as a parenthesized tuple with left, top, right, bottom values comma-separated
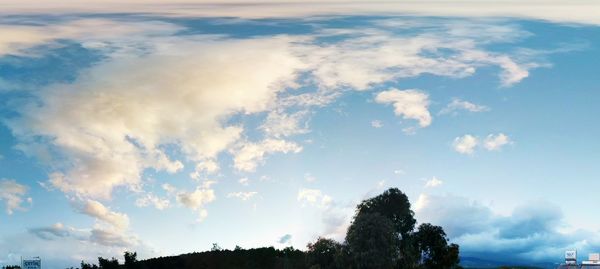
(346, 212, 399, 269)
(124, 251, 138, 269)
(80, 261, 99, 269)
(413, 223, 460, 269)
(355, 188, 416, 238)
(306, 238, 342, 269)
(98, 257, 119, 269)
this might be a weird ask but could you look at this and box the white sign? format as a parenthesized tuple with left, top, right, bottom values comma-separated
(22, 259, 41, 269)
(565, 250, 577, 260)
(590, 253, 600, 261)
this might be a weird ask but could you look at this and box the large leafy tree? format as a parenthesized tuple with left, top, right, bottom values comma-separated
(346, 212, 399, 269)
(349, 188, 460, 269)
(355, 188, 416, 238)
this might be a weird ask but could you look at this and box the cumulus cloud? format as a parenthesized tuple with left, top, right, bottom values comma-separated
(297, 188, 332, 208)
(413, 193, 600, 262)
(190, 159, 220, 180)
(8, 35, 306, 199)
(414, 194, 493, 238)
(5, 15, 538, 207)
(375, 89, 432, 128)
(424, 176, 443, 188)
(176, 183, 216, 222)
(453, 133, 513, 154)
(484, 133, 513, 151)
(0, 179, 31, 215)
(227, 191, 258, 201)
(453, 134, 479, 155)
(233, 139, 302, 172)
(439, 98, 490, 115)
(77, 200, 130, 231)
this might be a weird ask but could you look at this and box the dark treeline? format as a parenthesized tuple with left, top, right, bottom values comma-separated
(60, 188, 460, 269)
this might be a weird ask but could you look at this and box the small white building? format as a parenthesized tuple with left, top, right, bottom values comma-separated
(21, 257, 41, 269)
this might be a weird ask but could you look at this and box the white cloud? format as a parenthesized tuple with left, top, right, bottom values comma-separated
(8, 35, 306, 199)
(3, 222, 157, 269)
(484, 133, 512, 151)
(439, 98, 490, 115)
(453, 133, 513, 154)
(453, 134, 479, 155)
(90, 228, 138, 247)
(135, 194, 170, 210)
(296, 188, 351, 240)
(304, 173, 317, 183)
(0, 179, 31, 215)
(227, 191, 258, 201)
(190, 159, 220, 180)
(375, 89, 432, 128)
(77, 200, 130, 231)
(370, 120, 383, 128)
(424, 176, 443, 188)
(260, 110, 310, 138)
(5, 16, 539, 208)
(411, 193, 600, 262)
(233, 139, 302, 172)
(176, 185, 216, 221)
(413, 193, 430, 212)
(297, 188, 332, 208)
(0, 18, 181, 57)
(238, 177, 249, 186)
(3, 1, 600, 27)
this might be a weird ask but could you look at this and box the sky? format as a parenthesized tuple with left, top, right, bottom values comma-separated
(0, 1, 600, 268)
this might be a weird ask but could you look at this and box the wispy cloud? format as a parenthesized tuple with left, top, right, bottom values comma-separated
(0, 179, 31, 215)
(439, 98, 490, 115)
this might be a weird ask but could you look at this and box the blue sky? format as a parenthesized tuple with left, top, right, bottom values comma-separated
(1, 1, 600, 267)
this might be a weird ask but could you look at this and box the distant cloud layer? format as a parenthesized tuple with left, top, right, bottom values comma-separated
(415, 194, 600, 262)
(2, 1, 600, 26)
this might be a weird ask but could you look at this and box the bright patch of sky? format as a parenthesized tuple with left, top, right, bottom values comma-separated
(1, 2, 600, 267)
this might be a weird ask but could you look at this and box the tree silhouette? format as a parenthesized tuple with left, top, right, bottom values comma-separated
(97, 257, 119, 269)
(124, 251, 138, 269)
(347, 188, 461, 269)
(346, 212, 399, 269)
(80, 261, 98, 269)
(306, 237, 342, 269)
(355, 188, 416, 238)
